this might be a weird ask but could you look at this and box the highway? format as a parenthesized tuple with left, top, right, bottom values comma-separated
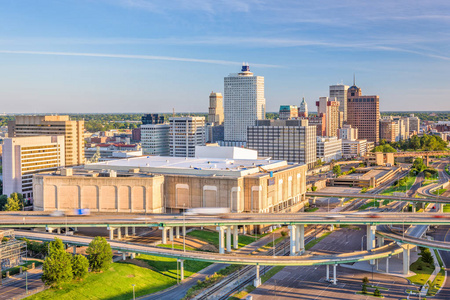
(14, 230, 404, 266)
(4, 212, 450, 228)
(306, 191, 450, 202)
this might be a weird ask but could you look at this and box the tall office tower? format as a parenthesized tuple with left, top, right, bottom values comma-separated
(408, 114, 420, 133)
(279, 105, 298, 120)
(338, 124, 358, 140)
(316, 97, 340, 137)
(169, 117, 205, 157)
(8, 115, 84, 166)
(330, 84, 349, 122)
(379, 118, 399, 143)
(141, 124, 170, 156)
(142, 114, 165, 125)
(346, 85, 380, 143)
(3, 135, 65, 199)
(247, 119, 317, 169)
(224, 64, 265, 142)
(208, 92, 224, 126)
(298, 97, 308, 117)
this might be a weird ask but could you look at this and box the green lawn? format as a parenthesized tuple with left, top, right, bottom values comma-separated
(187, 230, 261, 249)
(407, 257, 435, 285)
(358, 199, 390, 211)
(381, 176, 417, 196)
(28, 254, 210, 300)
(157, 243, 197, 251)
(444, 205, 450, 212)
(304, 207, 319, 212)
(433, 188, 447, 195)
(428, 269, 445, 296)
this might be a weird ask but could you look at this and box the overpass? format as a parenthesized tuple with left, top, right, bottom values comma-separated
(393, 151, 450, 166)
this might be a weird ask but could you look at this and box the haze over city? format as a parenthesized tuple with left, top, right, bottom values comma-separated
(0, 0, 449, 113)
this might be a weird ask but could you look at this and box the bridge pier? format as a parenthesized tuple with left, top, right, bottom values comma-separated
(56, 227, 61, 234)
(217, 226, 225, 254)
(401, 244, 414, 275)
(439, 203, 444, 213)
(377, 236, 384, 248)
(254, 265, 261, 287)
(339, 198, 345, 207)
(233, 226, 238, 250)
(108, 227, 115, 240)
(329, 224, 334, 232)
(178, 259, 184, 281)
(367, 225, 376, 264)
(226, 225, 232, 252)
(117, 228, 122, 240)
(132, 226, 136, 235)
(169, 227, 174, 242)
(176, 226, 180, 239)
(288, 225, 297, 255)
(73, 245, 77, 255)
(326, 264, 329, 281)
(333, 264, 337, 285)
(182, 225, 186, 237)
(161, 227, 168, 244)
(386, 256, 390, 273)
(412, 204, 416, 213)
(297, 224, 305, 254)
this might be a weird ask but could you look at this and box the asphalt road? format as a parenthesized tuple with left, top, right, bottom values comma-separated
(250, 227, 416, 300)
(0, 271, 44, 300)
(430, 225, 450, 300)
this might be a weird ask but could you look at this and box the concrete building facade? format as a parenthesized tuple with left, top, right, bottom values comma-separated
(341, 139, 367, 158)
(346, 85, 380, 143)
(338, 124, 358, 140)
(141, 124, 170, 156)
(3, 135, 65, 199)
(8, 115, 84, 166)
(224, 64, 265, 142)
(316, 136, 343, 163)
(279, 105, 298, 120)
(379, 118, 399, 143)
(208, 92, 224, 126)
(169, 117, 205, 157)
(330, 84, 349, 123)
(247, 119, 317, 169)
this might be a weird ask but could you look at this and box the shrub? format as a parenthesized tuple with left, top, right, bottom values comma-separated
(361, 284, 367, 294)
(86, 237, 113, 272)
(374, 288, 381, 296)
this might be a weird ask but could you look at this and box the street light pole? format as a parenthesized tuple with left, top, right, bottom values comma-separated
(132, 284, 135, 300)
(183, 203, 186, 252)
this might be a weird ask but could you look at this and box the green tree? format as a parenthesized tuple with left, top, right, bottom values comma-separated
(0, 194, 7, 210)
(4, 193, 23, 211)
(72, 254, 89, 280)
(332, 165, 342, 177)
(86, 237, 113, 272)
(42, 238, 73, 286)
(374, 288, 381, 296)
(361, 284, 367, 294)
(362, 276, 370, 284)
(421, 248, 434, 265)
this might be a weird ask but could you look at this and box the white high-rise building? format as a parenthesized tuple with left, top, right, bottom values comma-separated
(224, 64, 265, 142)
(169, 117, 205, 157)
(330, 84, 349, 122)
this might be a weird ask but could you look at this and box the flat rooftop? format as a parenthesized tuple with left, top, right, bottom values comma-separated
(85, 156, 292, 177)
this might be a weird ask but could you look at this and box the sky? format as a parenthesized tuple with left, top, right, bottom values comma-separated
(0, 0, 449, 113)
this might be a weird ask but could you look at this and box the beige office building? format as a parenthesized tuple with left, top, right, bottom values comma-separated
(208, 92, 224, 126)
(3, 135, 65, 199)
(8, 115, 84, 166)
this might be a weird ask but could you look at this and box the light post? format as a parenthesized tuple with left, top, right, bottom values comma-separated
(132, 284, 135, 300)
(272, 229, 275, 257)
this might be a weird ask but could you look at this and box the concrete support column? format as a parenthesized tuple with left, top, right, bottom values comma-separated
(403, 246, 411, 275)
(377, 236, 384, 248)
(125, 227, 129, 237)
(326, 264, 330, 281)
(367, 225, 376, 264)
(226, 225, 232, 252)
(56, 227, 61, 234)
(332, 264, 337, 285)
(294, 224, 300, 254)
(132, 226, 136, 235)
(182, 226, 186, 237)
(176, 226, 180, 239)
(73, 245, 77, 255)
(122, 252, 126, 260)
(288, 225, 297, 255)
(130, 253, 136, 259)
(439, 203, 444, 213)
(254, 265, 261, 287)
(109, 228, 115, 240)
(161, 227, 168, 244)
(376, 259, 379, 270)
(386, 257, 390, 273)
(117, 228, 122, 240)
(178, 259, 184, 281)
(297, 225, 305, 254)
(217, 226, 225, 254)
(233, 226, 238, 250)
(169, 227, 174, 242)
(412, 205, 416, 213)
(330, 224, 334, 232)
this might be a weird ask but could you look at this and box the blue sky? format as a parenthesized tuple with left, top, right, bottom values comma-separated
(0, 0, 449, 113)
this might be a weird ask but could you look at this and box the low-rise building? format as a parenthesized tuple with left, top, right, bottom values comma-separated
(341, 139, 367, 158)
(316, 137, 342, 163)
(141, 124, 170, 156)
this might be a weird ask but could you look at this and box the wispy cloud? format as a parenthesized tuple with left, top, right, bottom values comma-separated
(0, 50, 281, 68)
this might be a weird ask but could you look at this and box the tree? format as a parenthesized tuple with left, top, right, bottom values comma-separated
(361, 284, 367, 294)
(4, 193, 23, 211)
(362, 276, 370, 284)
(374, 288, 381, 296)
(86, 237, 113, 272)
(42, 238, 73, 286)
(332, 165, 342, 177)
(72, 255, 89, 280)
(0, 195, 7, 210)
(421, 248, 434, 265)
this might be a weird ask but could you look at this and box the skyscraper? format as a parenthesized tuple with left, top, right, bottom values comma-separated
(8, 115, 84, 166)
(298, 97, 308, 117)
(346, 85, 380, 143)
(330, 84, 349, 122)
(316, 97, 340, 137)
(224, 64, 265, 142)
(169, 116, 205, 157)
(208, 92, 224, 126)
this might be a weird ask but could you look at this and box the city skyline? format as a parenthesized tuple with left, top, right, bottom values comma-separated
(0, 1, 449, 113)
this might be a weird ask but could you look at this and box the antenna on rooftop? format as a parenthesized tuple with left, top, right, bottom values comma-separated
(353, 73, 356, 86)
(172, 108, 175, 117)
